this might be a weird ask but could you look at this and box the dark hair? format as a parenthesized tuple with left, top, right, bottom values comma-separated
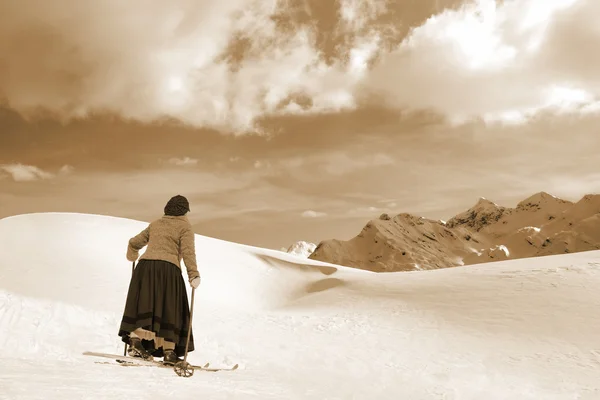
(164, 195, 190, 216)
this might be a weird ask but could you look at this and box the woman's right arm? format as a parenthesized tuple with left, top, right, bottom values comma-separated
(127, 226, 150, 261)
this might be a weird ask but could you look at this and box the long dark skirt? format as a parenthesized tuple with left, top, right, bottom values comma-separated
(118, 259, 194, 357)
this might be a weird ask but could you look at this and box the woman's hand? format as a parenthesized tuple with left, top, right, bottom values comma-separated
(190, 276, 200, 289)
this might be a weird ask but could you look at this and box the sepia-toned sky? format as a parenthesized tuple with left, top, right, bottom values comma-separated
(1, 0, 600, 250)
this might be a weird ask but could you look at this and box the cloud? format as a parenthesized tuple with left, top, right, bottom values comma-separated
(3, 0, 595, 133)
(254, 160, 272, 169)
(59, 165, 75, 175)
(0, 0, 391, 134)
(227, 152, 397, 185)
(0, 163, 55, 181)
(250, 152, 397, 185)
(365, 0, 600, 124)
(302, 210, 327, 218)
(322, 152, 395, 175)
(348, 205, 397, 217)
(168, 157, 198, 166)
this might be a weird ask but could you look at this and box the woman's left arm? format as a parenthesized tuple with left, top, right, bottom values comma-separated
(180, 225, 200, 283)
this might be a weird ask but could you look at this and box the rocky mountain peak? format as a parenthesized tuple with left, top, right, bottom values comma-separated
(445, 197, 507, 231)
(516, 191, 570, 211)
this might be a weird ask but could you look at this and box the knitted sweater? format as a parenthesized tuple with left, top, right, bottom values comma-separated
(126, 215, 200, 283)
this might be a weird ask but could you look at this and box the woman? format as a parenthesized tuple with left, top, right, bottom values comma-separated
(118, 194, 201, 365)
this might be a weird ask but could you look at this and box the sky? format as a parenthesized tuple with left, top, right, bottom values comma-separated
(1, 0, 600, 250)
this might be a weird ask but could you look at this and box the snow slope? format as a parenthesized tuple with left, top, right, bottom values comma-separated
(1, 212, 600, 399)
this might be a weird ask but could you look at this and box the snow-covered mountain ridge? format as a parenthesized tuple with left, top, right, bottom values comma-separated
(309, 192, 600, 272)
(283, 241, 317, 258)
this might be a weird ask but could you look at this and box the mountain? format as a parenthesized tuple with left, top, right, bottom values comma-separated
(307, 212, 482, 272)
(1, 212, 600, 398)
(445, 197, 509, 231)
(309, 192, 600, 272)
(285, 240, 317, 258)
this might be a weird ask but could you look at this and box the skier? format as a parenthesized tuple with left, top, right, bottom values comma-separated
(118, 194, 201, 365)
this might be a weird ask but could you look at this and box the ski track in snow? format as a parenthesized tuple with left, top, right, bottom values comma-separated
(1, 213, 600, 399)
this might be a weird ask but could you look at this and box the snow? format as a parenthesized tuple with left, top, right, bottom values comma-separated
(477, 196, 500, 207)
(285, 241, 317, 258)
(2, 212, 600, 399)
(493, 244, 511, 257)
(519, 226, 542, 233)
(469, 247, 483, 256)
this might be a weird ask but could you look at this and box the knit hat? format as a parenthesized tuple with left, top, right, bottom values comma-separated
(164, 195, 190, 216)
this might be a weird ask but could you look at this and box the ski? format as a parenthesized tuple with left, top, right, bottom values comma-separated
(93, 360, 208, 368)
(117, 358, 210, 369)
(82, 351, 238, 372)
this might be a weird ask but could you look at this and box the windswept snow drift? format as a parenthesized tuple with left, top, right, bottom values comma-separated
(1, 212, 600, 399)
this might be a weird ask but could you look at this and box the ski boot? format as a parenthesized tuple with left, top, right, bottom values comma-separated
(163, 349, 182, 366)
(127, 337, 153, 361)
